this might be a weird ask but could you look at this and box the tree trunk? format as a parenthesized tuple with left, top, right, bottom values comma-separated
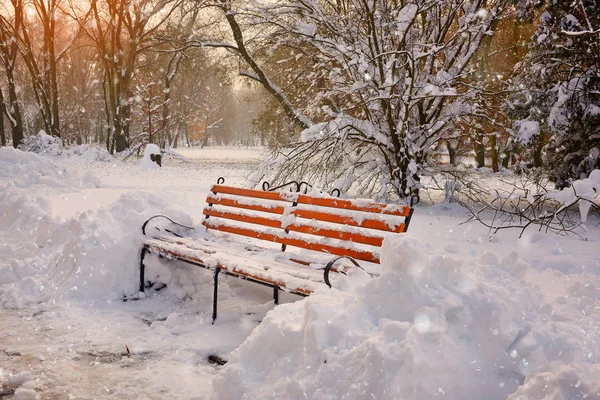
(184, 121, 191, 147)
(173, 129, 179, 148)
(148, 100, 153, 144)
(162, 76, 172, 146)
(44, 1, 60, 138)
(475, 133, 485, 168)
(116, 101, 130, 152)
(533, 131, 545, 167)
(446, 139, 458, 166)
(502, 148, 511, 169)
(490, 134, 499, 172)
(202, 116, 210, 148)
(6, 67, 24, 148)
(0, 88, 6, 146)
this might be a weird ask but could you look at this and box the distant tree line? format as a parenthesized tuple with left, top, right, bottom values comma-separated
(1, 0, 598, 198)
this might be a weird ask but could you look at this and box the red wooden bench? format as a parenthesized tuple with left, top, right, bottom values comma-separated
(139, 181, 413, 322)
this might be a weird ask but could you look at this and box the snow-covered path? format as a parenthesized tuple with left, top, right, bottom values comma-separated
(1, 146, 600, 399)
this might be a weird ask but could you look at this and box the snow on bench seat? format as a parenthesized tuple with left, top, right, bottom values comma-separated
(144, 236, 329, 295)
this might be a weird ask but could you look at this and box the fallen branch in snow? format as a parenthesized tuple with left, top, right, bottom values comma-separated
(457, 170, 600, 238)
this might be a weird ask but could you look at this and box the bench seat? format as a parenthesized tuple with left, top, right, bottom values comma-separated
(144, 235, 332, 296)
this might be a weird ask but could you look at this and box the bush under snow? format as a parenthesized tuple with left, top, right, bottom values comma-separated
(21, 131, 113, 162)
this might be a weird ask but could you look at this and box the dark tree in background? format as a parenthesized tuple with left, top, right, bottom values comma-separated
(0, 0, 25, 148)
(512, 0, 600, 188)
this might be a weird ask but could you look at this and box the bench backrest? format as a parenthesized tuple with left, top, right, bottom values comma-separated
(202, 185, 413, 264)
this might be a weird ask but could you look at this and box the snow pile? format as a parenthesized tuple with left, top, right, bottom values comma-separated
(140, 144, 162, 169)
(548, 169, 600, 222)
(20, 131, 113, 162)
(64, 144, 114, 162)
(0, 148, 202, 307)
(212, 235, 600, 400)
(508, 364, 600, 399)
(22, 131, 63, 156)
(0, 370, 38, 400)
(0, 146, 98, 192)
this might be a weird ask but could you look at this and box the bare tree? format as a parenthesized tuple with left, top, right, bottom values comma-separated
(0, 86, 5, 146)
(434, 169, 600, 238)
(202, 0, 511, 200)
(1, 0, 73, 139)
(0, 0, 24, 147)
(70, 0, 182, 153)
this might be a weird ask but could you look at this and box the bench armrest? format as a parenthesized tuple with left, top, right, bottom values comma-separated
(142, 214, 195, 237)
(323, 255, 365, 288)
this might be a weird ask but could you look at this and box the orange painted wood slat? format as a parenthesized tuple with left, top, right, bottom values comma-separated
(202, 220, 380, 263)
(203, 208, 385, 246)
(211, 185, 411, 217)
(146, 243, 314, 295)
(205, 195, 285, 215)
(287, 223, 384, 246)
(203, 208, 281, 228)
(295, 194, 412, 217)
(293, 209, 406, 233)
(211, 185, 294, 202)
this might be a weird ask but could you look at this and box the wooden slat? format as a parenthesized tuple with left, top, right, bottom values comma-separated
(287, 223, 384, 246)
(203, 208, 385, 246)
(203, 220, 380, 263)
(146, 243, 314, 295)
(211, 185, 294, 202)
(295, 194, 412, 217)
(211, 184, 411, 217)
(203, 208, 281, 228)
(293, 209, 405, 233)
(206, 195, 285, 215)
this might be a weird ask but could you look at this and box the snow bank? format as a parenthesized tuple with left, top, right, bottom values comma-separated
(22, 131, 113, 162)
(140, 144, 162, 169)
(0, 146, 100, 193)
(548, 169, 600, 222)
(23, 131, 63, 156)
(0, 371, 37, 400)
(65, 144, 114, 162)
(0, 148, 202, 307)
(508, 363, 600, 399)
(212, 235, 600, 400)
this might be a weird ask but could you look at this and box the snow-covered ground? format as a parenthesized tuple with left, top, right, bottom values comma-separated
(1, 145, 599, 399)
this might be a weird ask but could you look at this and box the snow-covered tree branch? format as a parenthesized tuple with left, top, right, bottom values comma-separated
(215, 0, 510, 200)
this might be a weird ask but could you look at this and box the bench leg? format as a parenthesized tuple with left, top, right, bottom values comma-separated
(212, 269, 220, 324)
(139, 247, 149, 293)
(273, 287, 279, 305)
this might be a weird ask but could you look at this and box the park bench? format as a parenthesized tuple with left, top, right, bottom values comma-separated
(139, 180, 414, 322)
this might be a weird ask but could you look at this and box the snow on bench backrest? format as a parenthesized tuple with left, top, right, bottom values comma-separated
(202, 185, 413, 264)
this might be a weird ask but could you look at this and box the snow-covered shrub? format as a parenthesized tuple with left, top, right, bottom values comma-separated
(511, 0, 600, 188)
(65, 144, 114, 162)
(21, 131, 63, 156)
(18, 131, 113, 162)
